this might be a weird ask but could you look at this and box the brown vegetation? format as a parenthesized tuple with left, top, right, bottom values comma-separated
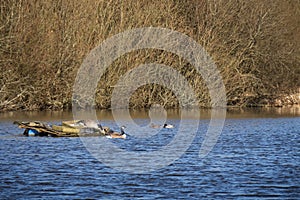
(0, 0, 299, 111)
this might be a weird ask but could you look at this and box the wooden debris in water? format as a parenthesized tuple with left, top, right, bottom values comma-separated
(13, 121, 105, 137)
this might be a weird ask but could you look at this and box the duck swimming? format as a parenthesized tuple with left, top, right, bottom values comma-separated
(105, 126, 126, 139)
(163, 123, 174, 129)
(150, 123, 174, 129)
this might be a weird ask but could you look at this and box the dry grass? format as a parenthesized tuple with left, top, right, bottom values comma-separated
(0, 0, 299, 110)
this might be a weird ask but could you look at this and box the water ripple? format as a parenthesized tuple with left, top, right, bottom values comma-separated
(0, 117, 299, 199)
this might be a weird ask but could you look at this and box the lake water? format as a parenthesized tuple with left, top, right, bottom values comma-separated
(0, 108, 299, 199)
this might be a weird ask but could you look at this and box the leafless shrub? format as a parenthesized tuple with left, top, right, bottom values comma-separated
(0, 0, 299, 110)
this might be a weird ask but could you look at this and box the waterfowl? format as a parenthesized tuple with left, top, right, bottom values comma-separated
(163, 123, 174, 129)
(105, 126, 126, 139)
(97, 124, 106, 134)
(98, 124, 111, 135)
(82, 119, 98, 128)
(77, 120, 111, 135)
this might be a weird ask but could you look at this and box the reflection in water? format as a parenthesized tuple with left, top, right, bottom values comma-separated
(227, 106, 300, 118)
(0, 106, 299, 122)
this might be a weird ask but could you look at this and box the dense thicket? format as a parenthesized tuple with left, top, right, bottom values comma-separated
(0, 0, 299, 110)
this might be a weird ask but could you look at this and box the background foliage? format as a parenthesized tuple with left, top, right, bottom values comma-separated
(0, 0, 299, 110)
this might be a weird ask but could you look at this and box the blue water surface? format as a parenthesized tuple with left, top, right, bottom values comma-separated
(0, 116, 299, 199)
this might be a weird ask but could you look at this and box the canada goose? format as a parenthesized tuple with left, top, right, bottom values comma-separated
(76, 120, 110, 135)
(97, 124, 111, 134)
(105, 126, 126, 139)
(163, 123, 174, 129)
(97, 124, 106, 134)
(82, 120, 99, 129)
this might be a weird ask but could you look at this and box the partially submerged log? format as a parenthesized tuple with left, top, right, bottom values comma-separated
(13, 121, 105, 137)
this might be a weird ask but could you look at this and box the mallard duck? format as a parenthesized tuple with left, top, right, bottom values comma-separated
(163, 123, 174, 129)
(105, 126, 126, 139)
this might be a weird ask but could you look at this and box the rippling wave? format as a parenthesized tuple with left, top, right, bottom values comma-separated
(0, 117, 299, 199)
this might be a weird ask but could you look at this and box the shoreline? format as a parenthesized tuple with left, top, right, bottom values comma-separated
(1, 89, 299, 113)
(1, 105, 299, 122)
